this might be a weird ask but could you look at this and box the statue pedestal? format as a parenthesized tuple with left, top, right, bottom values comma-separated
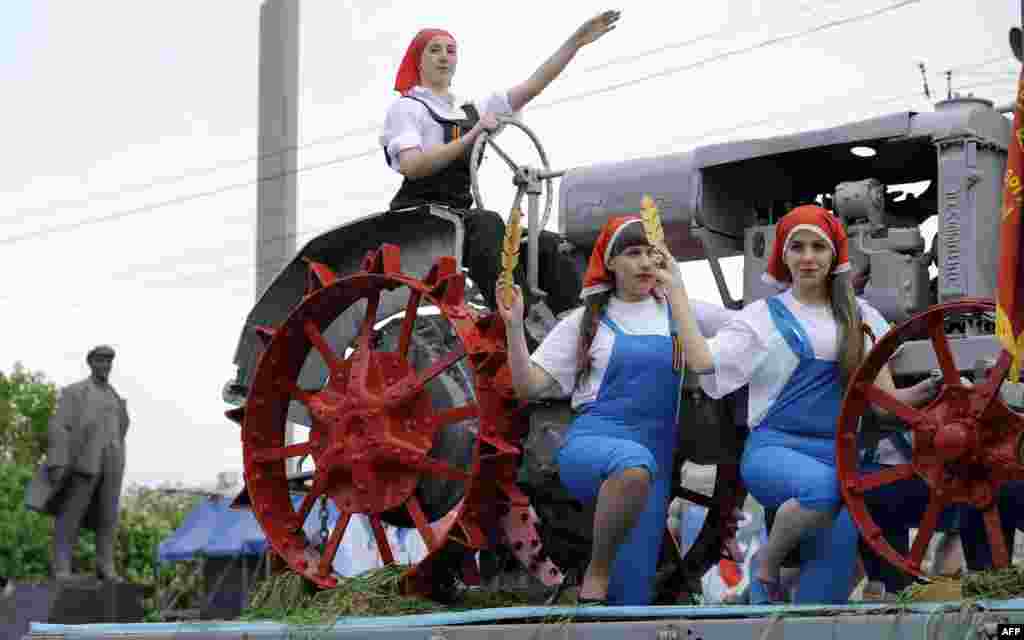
(1, 577, 147, 637)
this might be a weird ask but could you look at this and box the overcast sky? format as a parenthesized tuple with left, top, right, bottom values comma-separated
(0, 0, 1018, 488)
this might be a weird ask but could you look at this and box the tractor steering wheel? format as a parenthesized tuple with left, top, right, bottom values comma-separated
(469, 116, 555, 228)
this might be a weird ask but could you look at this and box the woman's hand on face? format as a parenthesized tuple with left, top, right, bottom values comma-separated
(572, 10, 621, 48)
(496, 283, 526, 329)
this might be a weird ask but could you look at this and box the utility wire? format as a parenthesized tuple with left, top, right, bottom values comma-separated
(4, 70, 1013, 311)
(0, 124, 381, 224)
(530, 0, 922, 112)
(5, 54, 1015, 295)
(0, 148, 379, 246)
(0, 0, 926, 249)
(581, 0, 843, 73)
(6, 1, 838, 222)
(651, 74, 1018, 155)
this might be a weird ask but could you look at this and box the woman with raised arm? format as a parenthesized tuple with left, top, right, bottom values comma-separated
(380, 11, 619, 312)
(657, 205, 938, 604)
(498, 216, 734, 606)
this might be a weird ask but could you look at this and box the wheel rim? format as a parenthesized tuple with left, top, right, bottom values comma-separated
(239, 246, 500, 588)
(837, 298, 1024, 577)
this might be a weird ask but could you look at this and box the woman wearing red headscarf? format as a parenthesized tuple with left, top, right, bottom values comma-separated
(659, 205, 938, 604)
(380, 12, 618, 312)
(498, 216, 734, 605)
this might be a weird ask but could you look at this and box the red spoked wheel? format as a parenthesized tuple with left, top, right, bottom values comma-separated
(233, 244, 535, 592)
(837, 298, 1024, 578)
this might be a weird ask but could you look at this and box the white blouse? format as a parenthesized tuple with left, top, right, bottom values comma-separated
(531, 297, 735, 410)
(379, 85, 517, 172)
(699, 289, 891, 430)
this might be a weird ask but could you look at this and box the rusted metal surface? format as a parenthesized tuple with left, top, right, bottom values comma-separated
(235, 245, 566, 593)
(838, 299, 1024, 577)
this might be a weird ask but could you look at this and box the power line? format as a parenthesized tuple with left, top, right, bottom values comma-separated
(529, 0, 923, 112)
(0, 0, 954, 250)
(3, 66, 1013, 311)
(3, 125, 382, 225)
(650, 69, 1018, 155)
(5, 2, 831, 221)
(6, 1, 917, 222)
(0, 148, 379, 246)
(582, 0, 842, 73)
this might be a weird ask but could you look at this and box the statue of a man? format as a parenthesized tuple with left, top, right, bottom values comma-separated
(25, 345, 129, 581)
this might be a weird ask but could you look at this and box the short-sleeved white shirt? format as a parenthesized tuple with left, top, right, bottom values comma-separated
(699, 289, 891, 431)
(379, 86, 517, 172)
(531, 296, 736, 410)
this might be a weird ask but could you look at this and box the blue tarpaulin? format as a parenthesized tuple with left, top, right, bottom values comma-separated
(157, 494, 428, 576)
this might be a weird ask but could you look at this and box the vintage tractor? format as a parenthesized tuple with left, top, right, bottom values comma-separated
(224, 91, 1023, 601)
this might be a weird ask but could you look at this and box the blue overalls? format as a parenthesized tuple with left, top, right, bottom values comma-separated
(740, 296, 859, 604)
(556, 308, 681, 606)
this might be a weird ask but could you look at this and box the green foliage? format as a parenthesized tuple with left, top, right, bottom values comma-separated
(0, 462, 52, 579)
(0, 463, 202, 580)
(0, 363, 57, 466)
(0, 363, 206, 619)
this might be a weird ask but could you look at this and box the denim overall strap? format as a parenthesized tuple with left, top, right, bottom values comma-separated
(758, 297, 842, 438)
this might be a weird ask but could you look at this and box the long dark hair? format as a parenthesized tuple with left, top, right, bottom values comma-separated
(575, 222, 650, 390)
(829, 270, 865, 386)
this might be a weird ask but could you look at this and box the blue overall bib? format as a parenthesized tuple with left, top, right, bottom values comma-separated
(556, 308, 681, 606)
(740, 296, 858, 603)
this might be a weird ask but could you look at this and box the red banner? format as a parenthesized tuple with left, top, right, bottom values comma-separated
(997, 68, 1024, 381)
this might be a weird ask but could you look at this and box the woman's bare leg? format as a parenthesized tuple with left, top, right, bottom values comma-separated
(579, 467, 651, 600)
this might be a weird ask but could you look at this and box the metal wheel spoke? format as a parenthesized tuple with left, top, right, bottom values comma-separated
(431, 405, 480, 429)
(370, 515, 396, 565)
(486, 139, 520, 173)
(384, 345, 467, 408)
(296, 476, 326, 528)
(397, 291, 423, 359)
(972, 351, 1012, 418)
(280, 380, 314, 406)
(927, 313, 961, 385)
(909, 495, 946, 568)
(983, 503, 1011, 568)
(351, 349, 386, 398)
(358, 291, 382, 351)
(318, 511, 351, 578)
(852, 464, 916, 494)
(304, 320, 343, 375)
(405, 496, 437, 551)
(413, 455, 471, 482)
(252, 441, 313, 464)
(861, 383, 928, 428)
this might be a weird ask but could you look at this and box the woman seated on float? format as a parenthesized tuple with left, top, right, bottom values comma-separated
(498, 215, 732, 606)
(665, 205, 938, 604)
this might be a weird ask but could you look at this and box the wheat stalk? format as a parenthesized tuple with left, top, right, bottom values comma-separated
(640, 194, 665, 246)
(499, 206, 523, 308)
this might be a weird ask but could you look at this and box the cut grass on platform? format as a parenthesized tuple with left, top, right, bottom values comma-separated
(240, 565, 536, 625)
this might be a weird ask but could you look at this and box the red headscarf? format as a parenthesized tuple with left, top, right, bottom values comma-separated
(762, 204, 851, 289)
(581, 216, 645, 298)
(394, 29, 455, 94)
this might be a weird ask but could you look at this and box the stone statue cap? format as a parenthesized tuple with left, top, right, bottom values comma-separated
(87, 345, 116, 361)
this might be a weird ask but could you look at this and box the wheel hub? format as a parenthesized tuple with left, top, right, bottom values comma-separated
(932, 420, 978, 462)
(308, 352, 437, 515)
(838, 298, 1024, 577)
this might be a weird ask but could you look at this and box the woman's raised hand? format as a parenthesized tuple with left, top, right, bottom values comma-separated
(496, 283, 526, 330)
(652, 242, 684, 292)
(571, 10, 621, 48)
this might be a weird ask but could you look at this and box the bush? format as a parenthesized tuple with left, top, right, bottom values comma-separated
(0, 462, 204, 617)
(0, 463, 52, 579)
